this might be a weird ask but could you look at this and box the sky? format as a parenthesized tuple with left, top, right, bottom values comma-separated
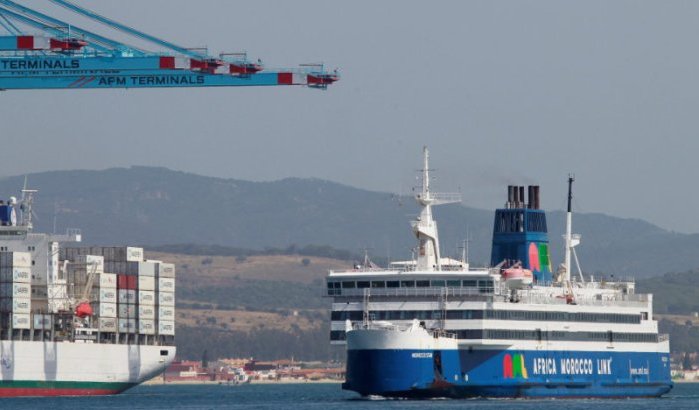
(1, 1, 698, 232)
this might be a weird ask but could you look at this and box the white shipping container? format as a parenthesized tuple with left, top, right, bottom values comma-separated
(138, 290, 155, 305)
(138, 304, 155, 319)
(95, 302, 117, 318)
(139, 319, 155, 335)
(157, 263, 176, 278)
(158, 292, 175, 307)
(74, 255, 104, 273)
(138, 275, 155, 291)
(100, 288, 117, 303)
(117, 304, 136, 318)
(126, 247, 144, 262)
(118, 318, 137, 333)
(98, 317, 117, 332)
(157, 306, 175, 321)
(98, 272, 117, 288)
(0, 267, 31, 283)
(1, 297, 31, 314)
(127, 261, 156, 277)
(158, 320, 175, 336)
(0, 252, 32, 268)
(117, 289, 136, 304)
(157, 278, 175, 293)
(0, 283, 31, 298)
(33, 313, 51, 330)
(12, 313, 31, 329)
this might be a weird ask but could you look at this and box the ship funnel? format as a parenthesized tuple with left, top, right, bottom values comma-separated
(519, 186, 525, 208)
(533, 185, 540, 210)
(507, 186, 514, 208)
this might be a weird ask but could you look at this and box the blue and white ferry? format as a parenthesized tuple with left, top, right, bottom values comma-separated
(326, 147, 672, 398)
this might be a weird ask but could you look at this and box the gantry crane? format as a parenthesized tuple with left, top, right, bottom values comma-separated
(0, 0, 339, 90)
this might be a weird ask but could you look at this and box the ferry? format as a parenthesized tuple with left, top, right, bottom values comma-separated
(326, 147, 672, 398)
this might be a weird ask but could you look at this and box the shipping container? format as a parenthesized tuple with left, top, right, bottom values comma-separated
(138, 305, 155, 320)
(98, 272, 117, 288)
(117, 304, 136, 318)
(117, 289, 137, 304)
(0, 282, 31, 298)
(126, 261, 156, 277)
(138, 319, 155, 335)
(0, 266, 31, 283)
(157, 263, 176, 278)
(0, 251, 32, 268)
(62, 246, 143, 263)
(0, 297, 30, 313)
(98, 317, 117, 332)
(138, 290, 155, 305)
(105, 261, 127, 274)
(157, 306, 175, 321)
(158, 320, 175, 336)
(93, 302, 117, 318)
(12, 313, 31, 329)
(138, 275, 155, 291)
(96, 288, 117, 304)
(74, 255, 104, 273)
(156, 277, 175, 293)
(158, 292, 175, 307)
(32, 313, 51, 330)
(117, 318, 137, 333)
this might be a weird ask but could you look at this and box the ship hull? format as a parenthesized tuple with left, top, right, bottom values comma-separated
(344, 330, 672, 398)
(0, 340, 175, 397)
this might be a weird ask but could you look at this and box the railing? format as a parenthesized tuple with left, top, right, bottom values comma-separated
(331, 287, 498, 299)
(329, 285, 650, 307)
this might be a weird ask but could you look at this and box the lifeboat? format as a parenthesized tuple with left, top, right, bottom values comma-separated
(502, 266, 533, 289)
(75, 301, 93, 318)
(229, 61, 263, 75)
(307, 71, 339, 87)
(50, 38, 88, 51)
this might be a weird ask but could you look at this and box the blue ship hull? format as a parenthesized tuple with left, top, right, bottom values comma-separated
(344, 348, 672, 398)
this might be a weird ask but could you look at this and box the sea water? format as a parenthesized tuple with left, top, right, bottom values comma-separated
(4, 382, 699, 409)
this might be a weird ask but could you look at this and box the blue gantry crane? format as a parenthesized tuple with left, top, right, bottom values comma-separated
(0, 0, 339, 90)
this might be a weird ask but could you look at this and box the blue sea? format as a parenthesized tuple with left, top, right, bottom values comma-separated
(3, 383, 699, 409)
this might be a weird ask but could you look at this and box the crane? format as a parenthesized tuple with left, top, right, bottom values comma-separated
(0, 0, 339, 90)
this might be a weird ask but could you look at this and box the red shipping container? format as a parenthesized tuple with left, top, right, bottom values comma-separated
(117, 274, 129, 289)
(127, 275, 138, 290)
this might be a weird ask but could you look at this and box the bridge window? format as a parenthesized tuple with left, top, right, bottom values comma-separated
(371, 281, 385, 288)
(431, 280, 446, 287)
(446, 280, 461, 287)
(386, 281, 400, 288)
(356, 281, 370, 289)
(400, 280, 415, 287)
(341, 281, 356, 289)
(416, 280, 430, 288)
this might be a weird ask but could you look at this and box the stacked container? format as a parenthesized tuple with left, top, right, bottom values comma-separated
(0, 252, 32, 330)
(156, 262, 175, 336)
(93, 269, 117, 333)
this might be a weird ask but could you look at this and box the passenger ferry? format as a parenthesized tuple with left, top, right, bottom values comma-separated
(326, 147, 672, 398)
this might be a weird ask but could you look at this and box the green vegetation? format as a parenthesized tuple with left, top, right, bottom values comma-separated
(637, 270, 699, 314)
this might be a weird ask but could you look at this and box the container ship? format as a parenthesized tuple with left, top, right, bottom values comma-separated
(0, 188, 175, 397)
(326, 147, 672, 398)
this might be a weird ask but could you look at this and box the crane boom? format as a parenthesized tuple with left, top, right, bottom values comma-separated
(50, 0, 207, 59)
(0, 0, 146, 54)
(0, 1, 338, 90)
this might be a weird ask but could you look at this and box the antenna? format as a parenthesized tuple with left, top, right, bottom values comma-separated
(19, 176, 38, 230)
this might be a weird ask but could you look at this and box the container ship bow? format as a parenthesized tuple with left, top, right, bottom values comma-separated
(326, 147, 672, 399)
(0, 189, 176, 397)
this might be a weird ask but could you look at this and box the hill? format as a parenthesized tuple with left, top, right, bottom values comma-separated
(1, 166, 698, 277)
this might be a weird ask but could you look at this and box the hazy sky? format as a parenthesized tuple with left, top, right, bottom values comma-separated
(1, 1, 698, 232)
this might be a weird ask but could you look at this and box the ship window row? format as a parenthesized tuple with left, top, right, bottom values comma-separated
(330, 309, 640, 324)
(329, 330, 657, 343)
(327, 279, 494, 295)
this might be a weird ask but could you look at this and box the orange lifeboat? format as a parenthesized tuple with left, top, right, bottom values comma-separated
(502, 266, 533, 289)
(75, 301, 93, 318)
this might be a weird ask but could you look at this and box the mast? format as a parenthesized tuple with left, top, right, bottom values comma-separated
(411, 146, 460, 271)
(563, 174, 574, 283)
